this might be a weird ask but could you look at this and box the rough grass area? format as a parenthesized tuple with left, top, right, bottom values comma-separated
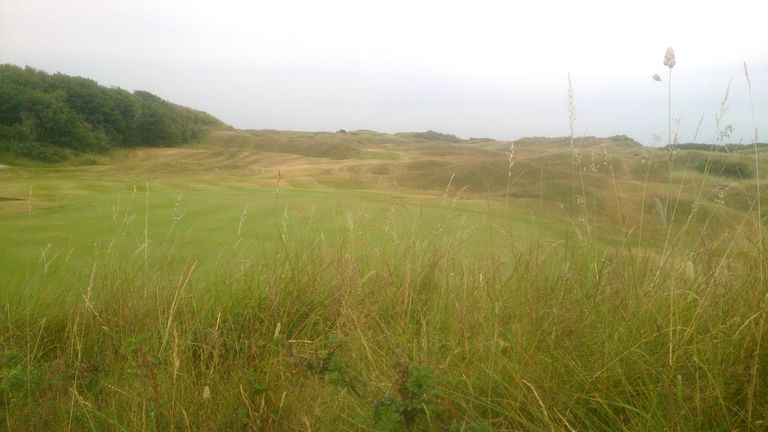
(1, 130, 768, 430)
(1, 207, 766, 430)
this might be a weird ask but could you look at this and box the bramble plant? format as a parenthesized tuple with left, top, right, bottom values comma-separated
(374, 361, 437, 432)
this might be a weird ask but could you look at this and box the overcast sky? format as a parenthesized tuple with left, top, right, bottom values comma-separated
(1, 0, 766, 145)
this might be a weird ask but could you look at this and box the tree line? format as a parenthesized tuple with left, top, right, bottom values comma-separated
(0, 64, 222, 161)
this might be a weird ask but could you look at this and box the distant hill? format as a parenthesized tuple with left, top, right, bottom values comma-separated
(0, 64, 223, 161)
(666, 142, 768, 152)
(398, 130, 463, 143)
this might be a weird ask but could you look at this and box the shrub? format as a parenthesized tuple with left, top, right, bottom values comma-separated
(696, 157, 753, 179)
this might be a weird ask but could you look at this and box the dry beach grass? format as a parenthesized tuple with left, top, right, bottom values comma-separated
(0, 51, 767, 430)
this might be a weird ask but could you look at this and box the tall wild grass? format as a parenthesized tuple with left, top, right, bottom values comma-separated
(1, 50, 766, 431)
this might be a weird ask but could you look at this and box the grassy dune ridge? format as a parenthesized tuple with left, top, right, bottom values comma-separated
(1, 127, 767, 430)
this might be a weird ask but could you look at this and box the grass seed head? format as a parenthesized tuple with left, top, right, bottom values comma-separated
(664, 47, 676, 68)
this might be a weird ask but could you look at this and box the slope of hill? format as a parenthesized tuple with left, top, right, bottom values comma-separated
(0, 64, 223, 161)
(68, 127, 759, 252)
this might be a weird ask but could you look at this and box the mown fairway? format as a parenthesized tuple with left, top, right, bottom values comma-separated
(1, 129, 768, 430)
